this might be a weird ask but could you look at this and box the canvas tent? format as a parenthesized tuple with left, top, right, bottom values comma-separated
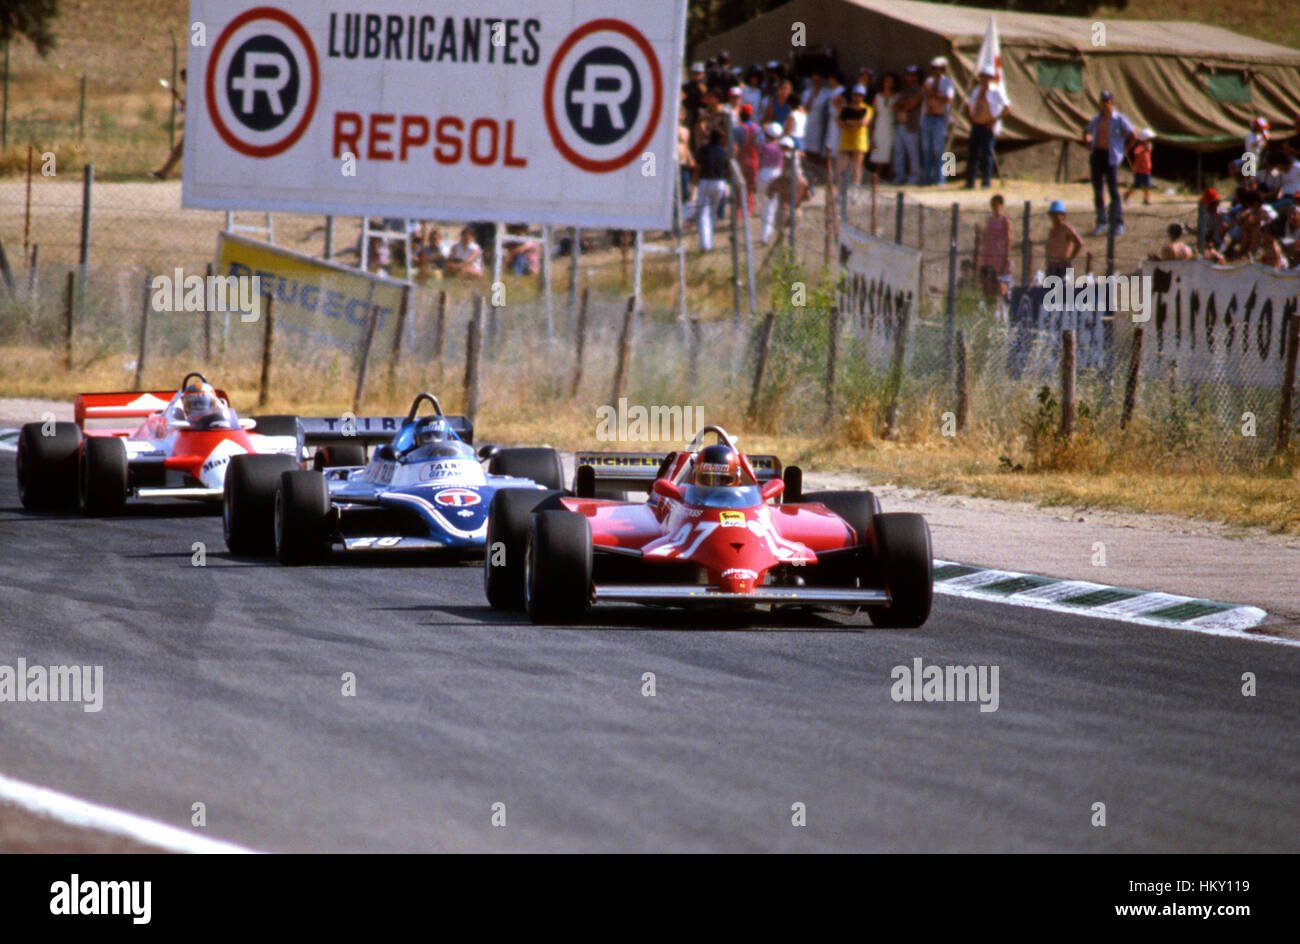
(695, 0, 1300, 150)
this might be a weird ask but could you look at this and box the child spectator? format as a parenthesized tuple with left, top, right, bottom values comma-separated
(1044, 200, 1083, 279)
(1124, 129, 1156, 206)
(1246, 117, 1270, 160)
(1155, 222, 1195, 261)
(978, 194, 1012, 318)
(444, 227, 484, 278)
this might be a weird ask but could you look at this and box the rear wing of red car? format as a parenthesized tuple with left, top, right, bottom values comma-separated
(298, 414, 474, 446)
(574, 451, 781, 493)
(74, 390, 230, 428)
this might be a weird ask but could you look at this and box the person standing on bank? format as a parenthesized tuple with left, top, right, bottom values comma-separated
(964, 67, 1009, 189)
(920, 56, 955, 186)
(1082, 90, 1136, 236)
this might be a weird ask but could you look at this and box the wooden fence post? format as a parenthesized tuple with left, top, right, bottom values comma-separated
(63, 270, 75, 370)
(1120, 327, 1144, 430)
(884, 306, 911, 439)
(258, 295, 275, 407)
(569, 285, 590, 397)
(824, 305, 840, 424)
(134, 271, 150, 389)
(955, 328, 968, 432)
(1059, 329, 1076, 440)
(610, 296, 635, 407)
(464, 294, 484, 422)
(747, 311, 777, 420)
(433, 289, 447, 369)
(1276, 316, 1300, 455)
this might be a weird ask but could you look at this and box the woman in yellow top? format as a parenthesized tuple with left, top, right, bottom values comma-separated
(837, 84, 873, 188)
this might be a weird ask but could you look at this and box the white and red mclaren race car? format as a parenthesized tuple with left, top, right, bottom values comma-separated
(14, 372, 367, 516)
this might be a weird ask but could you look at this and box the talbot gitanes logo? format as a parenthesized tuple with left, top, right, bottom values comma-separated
(433, 488, 480, 507)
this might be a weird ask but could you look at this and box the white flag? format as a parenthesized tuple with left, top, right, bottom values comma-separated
(974, 15, 1009, 105)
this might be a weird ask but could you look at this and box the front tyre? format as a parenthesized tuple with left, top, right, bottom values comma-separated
(524, 510, 592, 624)
(868, 513, 933, 629)
(78, 436, 128, 516)
(224, 453, 297, 555)
(274, 470, 332, 565)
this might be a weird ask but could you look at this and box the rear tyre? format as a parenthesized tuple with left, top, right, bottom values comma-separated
(78, 436, 128, 516)
(867, 513, 933, 629)
(490, 447, 564, 490)
(223, 453, 297, 555)
(17, 422, 81, 510)
(801, 490, 881, 542)
(524, 510, 592, 624)
(275, 470, 332, 565)
(249, 414, 300, 438)
(313, 444, 367, 469)
(484, 488, 564, 610)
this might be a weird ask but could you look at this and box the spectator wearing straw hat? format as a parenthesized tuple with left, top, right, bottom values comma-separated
(964, 66, 1009, 190)
(1082, 90, 1136, 235)
(1124, 128, 1157, 206)
(920, 56, 955, 186)
(756, 122, 786, 238)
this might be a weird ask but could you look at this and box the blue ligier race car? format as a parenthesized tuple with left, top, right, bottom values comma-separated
(222, 393, 564, 564)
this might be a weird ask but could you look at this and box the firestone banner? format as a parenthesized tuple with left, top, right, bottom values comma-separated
(184, 1, 687, 228)
(837, 225, 921, 368)
(1141, 260, 1300, 388)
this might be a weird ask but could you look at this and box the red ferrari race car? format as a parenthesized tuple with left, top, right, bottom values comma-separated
(484, 426, 933, 626)
(14, 372, 366, 516)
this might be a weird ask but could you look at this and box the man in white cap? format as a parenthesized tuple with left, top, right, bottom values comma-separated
(921, 55, 955, 185)
(756, 122, 786, 243)
(965, 66, 1010, 189)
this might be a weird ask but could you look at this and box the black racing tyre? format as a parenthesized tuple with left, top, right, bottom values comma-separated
(524, 510, 592, 624)
(250, 414, 300, 438)
(782, 465, 803, 503)
(867, 513, 934, 629)
(489, 447, 565, 491)
(801, 490, 881, 545)
(78, 436, 128, 516)
(17, 422, 81, 510)
(274, 470, 332, 565)
(223, 453, 297, 555)
(484, 488, 565, 610)
(313, 444, 367, 469)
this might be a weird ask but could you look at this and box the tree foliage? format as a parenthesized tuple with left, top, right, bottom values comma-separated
(0, 0, 60, 57)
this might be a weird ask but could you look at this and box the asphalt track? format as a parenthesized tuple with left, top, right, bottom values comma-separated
(1, 451, 1297, 852)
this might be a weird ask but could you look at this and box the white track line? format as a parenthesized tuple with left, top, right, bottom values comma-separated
(0, 771, 258, 853)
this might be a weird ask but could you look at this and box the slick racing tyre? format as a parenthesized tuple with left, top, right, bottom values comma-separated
(867, 513, 933, 629)
(274, 470, 332, 565)
(313, 445, 368, 470)
(489, 447, 565, 491)
(484, 488, 565, 610)
(78, 436, 128, 516)
(17, 422, 81, 511)
(224, 453, 297, 555)
(524, 510, 592, 624)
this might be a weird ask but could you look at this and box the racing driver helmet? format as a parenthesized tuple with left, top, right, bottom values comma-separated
(181, 379, 219, 422)
(413, 416, 455, 448)
(694, 444, 742, 487)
